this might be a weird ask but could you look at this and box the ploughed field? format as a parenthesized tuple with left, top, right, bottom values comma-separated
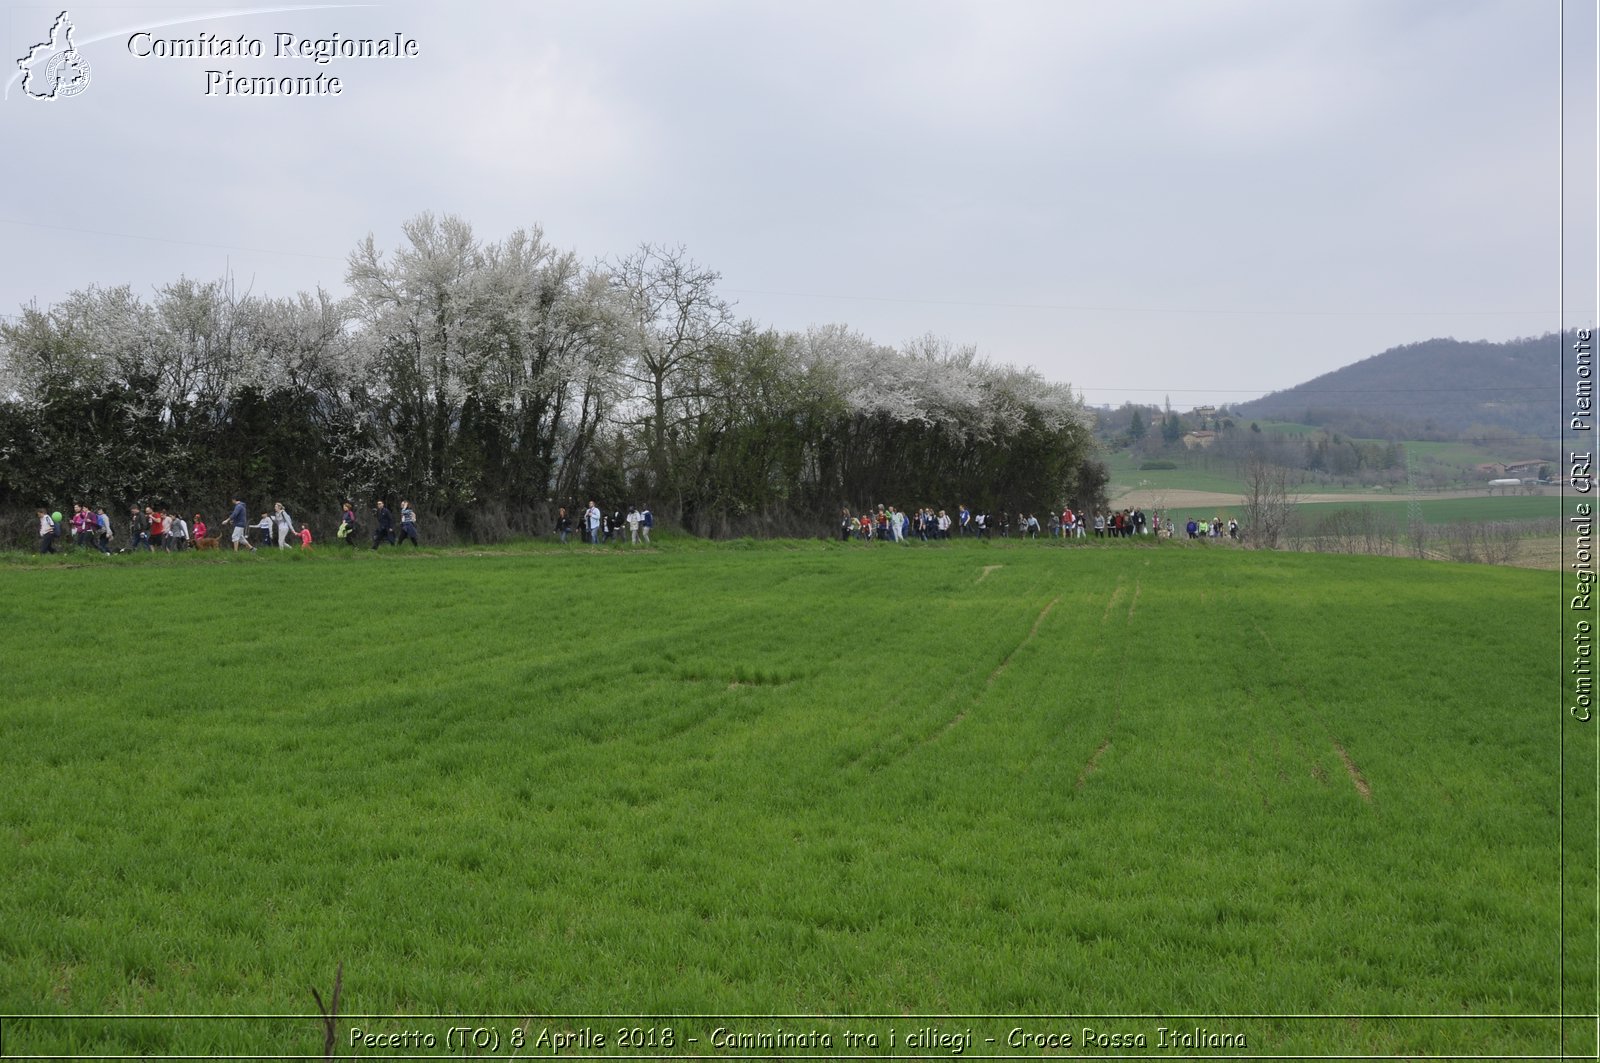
(0, 540, 1578, 1057)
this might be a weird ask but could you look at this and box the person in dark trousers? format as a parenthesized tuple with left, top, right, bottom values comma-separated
(556, 507, 572, 544)
(338, 501, 360, 547)
(398, 500, 421, 547)
(128, 506, 149, 552)
(372, 499, 396, 549)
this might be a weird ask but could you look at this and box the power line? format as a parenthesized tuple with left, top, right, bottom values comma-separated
(724, 286, 1580, 318)
(0, 219, 345, 262)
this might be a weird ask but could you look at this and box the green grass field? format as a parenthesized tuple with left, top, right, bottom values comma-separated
(1104, 423, 1559, 500)
(0, 540, 1588, 1057)
(1403, 439, 1557, 469)
(1103, 452, 1252, 495)
(1161, 493, 1564, 532)
(1246, 427, 1555, 468)
(1105, 446, 1391, 498)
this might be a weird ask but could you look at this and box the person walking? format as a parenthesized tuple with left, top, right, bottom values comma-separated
(271, 502, 296, 549)
(641, 504, 653, 544)
(227, 497, 256, 552)
(372, 499, 395, 549)
(126, 507, 145, 551)
(398, 501, 421, 547)
(94, 507, 112, 554)
(37, 509, 58, 553)
(338, 501, 360, 547)
(556, 506, 572, 545)
(585, 500, 601, 546)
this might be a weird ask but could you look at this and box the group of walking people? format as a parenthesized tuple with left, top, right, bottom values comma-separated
(1185, 515, 1240, 540)
(31, 493, 1242, 554)
(31, 497, 423, 554)
(33, 500, 316, 554)
(838, 503, 1239, 544)
(334, 499, 423, 549)
(555, 502, 654, 545)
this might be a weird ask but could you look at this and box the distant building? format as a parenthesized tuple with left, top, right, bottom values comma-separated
(1475, 462, 1508, 476)
(1182, 430, 1217, 449)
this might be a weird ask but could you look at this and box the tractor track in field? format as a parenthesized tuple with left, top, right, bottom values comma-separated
(986, 595, 1062, 687)
(1332, 741, 1373, 801)
(1075, 577, 1139, 791)
(908, 585, 1068, 752)
(1251, 620, 1376, 807)
(921, 592, 1065, 746)
(1100, 580, 1128, 624)
(1075, 737, 1112, 790)
(901, 574, 1141, 781)
(854, 580, 1063, 770)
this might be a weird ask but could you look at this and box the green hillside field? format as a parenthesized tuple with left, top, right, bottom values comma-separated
(1104, 425, 1557, 501)
(0, 540, 1590, 1058)
(1160, 493, 1564, 532)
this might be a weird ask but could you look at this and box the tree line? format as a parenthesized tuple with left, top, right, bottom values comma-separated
(0, 213, 1103, 546)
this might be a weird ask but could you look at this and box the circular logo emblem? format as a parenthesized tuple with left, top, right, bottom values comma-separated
(44, 49, 91, 97)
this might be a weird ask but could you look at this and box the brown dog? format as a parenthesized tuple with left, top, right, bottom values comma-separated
(195, 536, 220, 551)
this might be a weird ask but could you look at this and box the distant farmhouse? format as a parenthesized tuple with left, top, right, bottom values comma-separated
(1477, 460, 1546, 481)
(1182, 430, 1218, 449)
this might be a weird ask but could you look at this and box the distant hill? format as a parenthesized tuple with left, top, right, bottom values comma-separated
(1232, 335, 1559, 440)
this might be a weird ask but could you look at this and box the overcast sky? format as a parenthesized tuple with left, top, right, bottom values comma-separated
(2, 0, 1595, 409)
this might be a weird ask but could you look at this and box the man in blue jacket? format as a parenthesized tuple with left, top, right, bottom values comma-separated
(228, 497, 256, 553)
